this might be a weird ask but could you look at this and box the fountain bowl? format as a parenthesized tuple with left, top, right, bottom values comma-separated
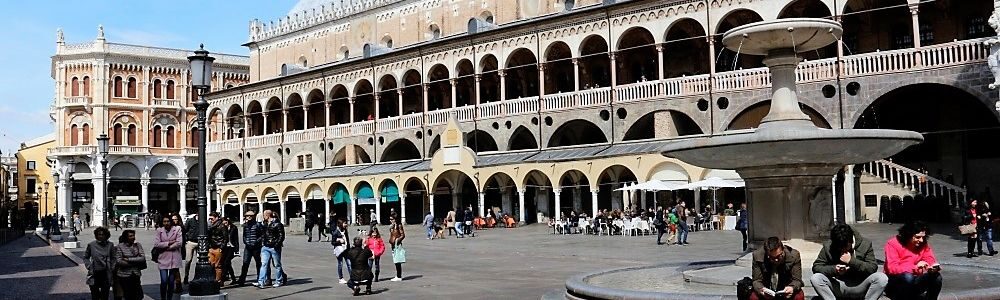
(722, 18, 843, 55)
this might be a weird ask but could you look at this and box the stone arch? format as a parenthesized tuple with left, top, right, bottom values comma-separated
(544, 41, 574, 94)
(482, 171, 518, 220)
(265, 97, 283, 134)
(466, 130, 499, 153)
(377, 178, 401, 224)
(431, 169, 479, 218)
(381, 139, 421, 162)
(426, 64, 450, 111)
(617, 27, 658, 84)
(403, 177, 428, 224)
(522, 169, 554, 222)
(557, 169, 592, 216)
(353, 79, 375, 122)
(327, 182, 351, 222)
(714, 9, 765, 72)
(455, 59, 476, 107)
(148, 162, 180, 180)
(645, 161, 692, 182)
(624, 110, 705, 141)
(246, 100, 264, 136)
(329, 84, 350, 125)
(548, 119, 608, 147)
(840, 0, 911, 54)
(726, 101, 831, 130)
(281, 185, 300, 201)
(578, 34, 612, 89)
(400, 69, 424, 113)
(508, 125, 538, 151)
(479, 54, 501, 103)
(378, 74, 400, 118)
(596, 164, 639, 212)
(332, 144, 372, 166)
(505, 48, 539, 99)
(109, 161, 141, 179)
(286, 93, 305, 131)
(306, 89, 325, 128)
(663, 18, 711, 78)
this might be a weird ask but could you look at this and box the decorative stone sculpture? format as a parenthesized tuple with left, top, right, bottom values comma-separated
(97, 24, 105, 40)
(56, 28, 64, 43)
(986, 0, 1000, 91)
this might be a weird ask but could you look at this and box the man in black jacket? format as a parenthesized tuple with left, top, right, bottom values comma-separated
(254, 210, 285, 288)
(237, 211, 263, 286)
(811, 224, 887, 300)
(182, 214, 199, 284)
(207, 212, 229, 284)
(304, 209, 315, 242)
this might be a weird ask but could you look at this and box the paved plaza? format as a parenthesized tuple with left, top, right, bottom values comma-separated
(2, 221, 998, 299)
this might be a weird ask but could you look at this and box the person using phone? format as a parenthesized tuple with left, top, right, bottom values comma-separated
(750, 237, 804, 300)
(811, 224, 887, 300)
(884, 221, 942, 300)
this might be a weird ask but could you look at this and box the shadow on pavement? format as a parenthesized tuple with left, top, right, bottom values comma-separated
(260, 286, 333, 300)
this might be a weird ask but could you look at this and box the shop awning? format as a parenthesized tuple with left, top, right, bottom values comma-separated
(380, 182, 399, 202)
(356, 182, 375, 204)
(332, 185, 350, 204)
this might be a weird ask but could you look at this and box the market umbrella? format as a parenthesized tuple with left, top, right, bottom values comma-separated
(677, 177, 745, 213)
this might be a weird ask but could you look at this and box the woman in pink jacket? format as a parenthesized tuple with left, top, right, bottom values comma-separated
(883, 221, 942, 300)
(366, 227, 386, 282)
(154, 215, 184, 300)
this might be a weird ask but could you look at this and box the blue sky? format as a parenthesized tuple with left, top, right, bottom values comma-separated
(0, 0, 299, 154)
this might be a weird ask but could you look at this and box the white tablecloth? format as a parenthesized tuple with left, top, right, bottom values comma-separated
(723, 216, 737, 230)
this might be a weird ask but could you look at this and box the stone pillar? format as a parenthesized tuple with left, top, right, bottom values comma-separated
(554, 189, 562, 219)
(591, 189, 599, 217)
(324, 102, 332, 127)
(641, 190, 648, 210)
(843, 165, 857, 224)
(910, 4, 921, 48)
(707, 37, 716, 74)
(422, 84, 429, 113)
(57, 178, 70, 219)
(324, 195, 331, 225)
(239, 202, 245, 218)
(302, 106, 309, 129)
(91, 178, 105, 226)
(693, 188, 700, 212)
(501, 188, 512, 217)
(740, 165, 839, 244)
(655, 44, 665, 80)
(375, 197, 382, 226)
(474, 75, 482, 105)
(609, 53, 618, 90)
(374, 94, 381, 120)
(178, 179, 188, 217)
(349, 97, 356, 123)
(350, 197, 358, 225)
(450, 79, 458, 108)
(498, 69, 507, 101)
(478, 192, 486, 217)
(398, 90, 405, 116)
(282, 110, 289, 132)
(572, 58, 580, 92)
(262, 112, 269, 135)
(518, 189, 526, 224)
(140, 179, 149, 213)
(538, 63, 546, 96)
(400, 194, 407, 224)
(429, 194, 435, 218)
(280, 198, 288, 225)
(257, 201, 263, 221)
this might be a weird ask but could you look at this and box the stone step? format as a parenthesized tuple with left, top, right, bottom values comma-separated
(682, 265, 816, 288)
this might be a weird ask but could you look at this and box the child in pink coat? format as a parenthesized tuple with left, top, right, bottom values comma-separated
(366, 228, 386, 282)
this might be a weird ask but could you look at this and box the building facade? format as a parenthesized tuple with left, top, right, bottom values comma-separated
(15, 134, 56, 221)
(1, 153, 16, 227)
(47, 27, 250, 225)
(189, 0, 1000, 228)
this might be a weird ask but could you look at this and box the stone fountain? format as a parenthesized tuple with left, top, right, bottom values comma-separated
(661, 18, 922, 247)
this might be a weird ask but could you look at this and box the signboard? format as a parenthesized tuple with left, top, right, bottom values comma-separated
(115, 195, 141, 206)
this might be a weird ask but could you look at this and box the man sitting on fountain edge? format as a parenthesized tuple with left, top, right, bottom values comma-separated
(810, 224, 887, 300)
(751, 237, 804, 300)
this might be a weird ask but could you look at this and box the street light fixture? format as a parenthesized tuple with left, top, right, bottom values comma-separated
(97, 134, 109, 227)
(187, 44, 221, 297)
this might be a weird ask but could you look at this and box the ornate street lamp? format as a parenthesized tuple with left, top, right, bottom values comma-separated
(187, 44, 221, 297)
(97, 134, 109, 227)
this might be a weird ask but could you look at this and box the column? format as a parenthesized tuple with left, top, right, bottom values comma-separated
(655, 44, 664, 81)
(280, 199, 287, 225)
(302, 106, 309, 129)
(324, 102, 332, 127)
(178, 179, 188, 217)
(843, 165, 857, 224)
(262, 112, 269, 134)
(239, 202, 245, 218)
(324, 195, 331, 225)
(398, 89, 405, 115)
(518, 189, 526, 225)
(375, 197, 382, 225)
(422, 84, 429, 113)
(348, 97, 356, 122)
(474, 75, 482, 105)
(693, 188, 700, 212)
(57, 178, 69, 218)
(282, 110, 289, 132)
(591, 189, 599, 217)
(257, 201, 263, 221)
(707, 37, 716, 74)
(140, 179, 149, 213)
(351, 197, 357, 225)
(537, 63, 546, 96)
(572, 188, 582, 213)
(91, 178, 106, 226)
(832, 175, 838, 224)
(478, 192, 485, 217)
(449, 79, 458, 108)
(609, 53, 618, 89)
(374, 94, 381, 120)
(429, 194, 435, 218)
(572, 58, 580, 92)
(910, 4, 921, 48)
(498, 69, 507, 101)
(554, 189, 562, 219)
(243, 116, 250, 138)
(400, 194, 407, 224)
(640, 191, 648, 210)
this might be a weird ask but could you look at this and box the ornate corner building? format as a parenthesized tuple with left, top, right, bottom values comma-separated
(47, 28, 249, 225)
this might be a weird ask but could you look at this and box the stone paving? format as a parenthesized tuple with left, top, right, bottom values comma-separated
(0, 233, 90, 300)
(8, 221, 999, 299)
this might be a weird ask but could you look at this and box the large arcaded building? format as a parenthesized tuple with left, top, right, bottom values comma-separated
(46, 28, 250, 225)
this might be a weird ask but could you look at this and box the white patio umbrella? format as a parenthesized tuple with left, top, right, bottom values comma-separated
(677, 177, 746, 213)
(615, 180, 685, 191)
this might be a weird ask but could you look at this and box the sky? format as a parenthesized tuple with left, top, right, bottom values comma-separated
(0, 0, 301, 155)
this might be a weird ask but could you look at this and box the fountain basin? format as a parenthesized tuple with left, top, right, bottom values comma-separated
(722, 18, 843, 55)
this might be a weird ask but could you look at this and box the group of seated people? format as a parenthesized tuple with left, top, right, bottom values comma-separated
(548, 208, 659, 235)
(750, 222, 940, 300)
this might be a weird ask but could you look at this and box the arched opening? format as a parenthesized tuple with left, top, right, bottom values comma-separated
(329, 85, 350, 125)
(246, 101, 263, 136)
(70, 125, 79, 145)
(332, 145, 372, 166)
(329, 183, 351, 223)
(917, 0, 993, 46)
(597, 165, 639, 213)
(624, 110, 704, 140)
(427, 135, 441, 157)
(455, 60, 476, 107)
(466, 130, 499, 153)
(113, 76, 123, 97)
(559, 170, 592, 217)
(265, 97, 283, 134)
(71, 77, 80, 96)
(165, 126, 175, 148)
(354, 181, 376, 225)
(427, 65, 450, 111)
(207, 108, 222, 142)
(856, 84, 1000, 197)
(381, 139, 421, 162)
(663, 19, 710, 78)
(643, 162, 695, 210)
(544, 42, 574, 94)
(727, 101, 831, 130)
(505, 49, 539, 99)
(484, 172, 518, 224)
(579, 35, 611, 89)
(286, 93, 305, 131)
(112, 123, 124, 145)
(616, 27, 658, 84)
(548, 120, 607, 147)
(715, 9, 765, 72)
(378, 179, 400, 225)
(842, 0, 912, 54)
(306, 89, 325, 128)
(354, 80, 375, 122)
(284, 187, 303, 227)
(127, 124, 137, 146)
(479, 55, 501, 103)
(508, 126, 538, 151)
(777, 0, 836, 60)
(226, 105, 246, 139)
(109, 162, 141, 216)
(82, 124, 90, 145)
(403, 178, 427, 225)
(152, 79, 163, 98)
(166, 80, 175, 99)
(152, 126, 162, 147)
(378, 74, 399, 118)
(127, 77, 137, 98)
(402, 70, 424, 114)
(147, 162, 180, 213)
(432, 170, 478, 220)
(523, 170, 553, 223)
(303, 185, 326, 224)
(82, 76, 91, 97)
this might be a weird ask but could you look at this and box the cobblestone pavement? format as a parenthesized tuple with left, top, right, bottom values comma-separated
(25, 221, 1000, 299)
(0, 233, 90, 300)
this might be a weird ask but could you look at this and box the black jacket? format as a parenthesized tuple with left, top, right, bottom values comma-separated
(208, 220, 229, 249)
(242, 220, 264, 249)
(345, 246, 373, 282)
(262, 220, 285, 248)
(812, 231, 879, 284)
(226, 225, 240, 250)
(184, 218, 199, 242)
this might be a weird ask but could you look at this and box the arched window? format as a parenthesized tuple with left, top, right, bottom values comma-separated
(71, 77, 79, 97)
(127, 77, 137, 98)
(166, 80, 175, 99)
(82, 124, 90, 145)
(113, 76, 123, 97)
(70, 125, 79, 145)
(127, 124, 137, 146)
(113, 123, 123, 145)
(152, 125, 162, 147)
(152, 79, 162, 99)
(82, 76, 91, 97)
(166, 126, 175, 148)
(190, 127, 200, 146)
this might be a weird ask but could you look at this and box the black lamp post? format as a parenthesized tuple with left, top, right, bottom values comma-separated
(187, 44, 219, 296)
(97, 134, 109, 227)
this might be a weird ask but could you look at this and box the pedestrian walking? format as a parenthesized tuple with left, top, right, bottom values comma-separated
(255, 210, 285, 288)
(333, 219, 351, 284)
(182, 214, 199, 284)
(654, 206, 667, 245)
(114, 230, 145, 300)
(388, 216, 405, 282)
(169, 214, 184, 293)
(207, 212, 228, 284)
(463, 206, 475, 236)
(237, 211, 263, 286)
(85, 213, 91, 228)
(369, 209, 378, 230)
(445, 210, 456, 236)
(223, 217, 240, 285)
(318, 213, 329, 242)
(366, 228, 386, 282)
(84, 227, 115, 300)
(113, 217, 123, 231)
(736, 202, 749, 252)
(153, 215, 183, 300)
(423, 212, 434, 240)
(976, 200, 997, 256)
(963, 199, 982, 258)
(304, 209, 315, 242)
(345, 237, 374, 296)
(60, 215, 66, 229)
(674, 202, 689, 245)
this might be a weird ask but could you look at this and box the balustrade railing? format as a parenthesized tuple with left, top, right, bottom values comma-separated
(505, 97, 539, 115)
(862, 159, 967, 208)
(63, 96, 90, 105)
(477, 101, 505, 119)
(662, 74, 711, 96)
(49, 145, 97, 155)
(714, 67, 770, 91)
(326, 123, 350, 138)
(351, 120, 375, 135)
(797, 58, 839, 83)
(152, 99, 181, 107)
(377, 114, 422, 132)
(246, 134, 282, 148)
(615, 81, 661, 102)
(109, 146, 149, 154)
(542, 93, 574, 111)
(184, 148, 199, 155)
(285, 127, 325, 143)
(207, 139, 242, 152)
(842, 38, 986, 77)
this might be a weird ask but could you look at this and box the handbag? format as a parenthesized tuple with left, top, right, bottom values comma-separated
(150, 247, 162, 263)
(392, 246, 406, 263)
(959, 224, 977, 235)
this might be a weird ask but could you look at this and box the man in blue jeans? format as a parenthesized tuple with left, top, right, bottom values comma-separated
(674, 202, 689, 245)
(254, 210, 285, 288)
(423, 212, 434, 239)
